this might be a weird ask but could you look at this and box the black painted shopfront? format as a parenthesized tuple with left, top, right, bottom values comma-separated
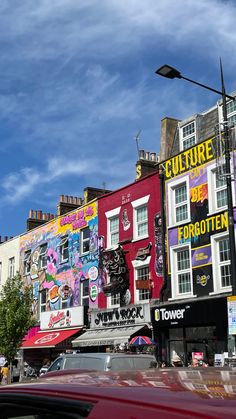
(151, 297, 228, 366)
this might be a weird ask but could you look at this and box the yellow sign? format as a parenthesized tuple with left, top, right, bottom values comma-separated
(178, 212, 228, 242)
(164, 138, 214, 179)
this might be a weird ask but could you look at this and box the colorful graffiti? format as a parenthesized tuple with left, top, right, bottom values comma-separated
(20, 201, 99, 317)
(102, 245, 130, 307)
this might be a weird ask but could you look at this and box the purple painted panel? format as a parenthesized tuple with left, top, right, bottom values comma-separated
(192, 246, 212, 268)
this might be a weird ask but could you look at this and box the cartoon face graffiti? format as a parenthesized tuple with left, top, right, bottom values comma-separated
(47, 248, 58, 275)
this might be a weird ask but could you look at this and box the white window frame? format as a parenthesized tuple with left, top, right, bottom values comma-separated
(38, 244, 47, 270)
(23, 250, 31, 275)
(8, 257, 15, 279)
(81, 227, 90, 254)
(210, 232, 232, 295)
(179, 120, 196, 151)
(132, 257, 151, 303)
(167, 176, 190, 227)
(169, 244, 194, 300)
(132, 195, 150, 241)
(106, 274, 120, 308)
(218, 99, 236, 128)
(105, 207, 121, 249)
(207, 162, 229, 214)
(81, 278, 90, 307)
(59, 236, 69, 263)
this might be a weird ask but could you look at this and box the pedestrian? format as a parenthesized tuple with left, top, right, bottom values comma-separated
(171, 354, 183, 367)
(12, 359, 20, 382)
(1, 362, 9, 385)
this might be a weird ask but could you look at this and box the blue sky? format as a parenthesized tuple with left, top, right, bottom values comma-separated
(0, 0, 236, 237)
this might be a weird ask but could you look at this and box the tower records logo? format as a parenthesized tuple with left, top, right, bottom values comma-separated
(154, 309, 160, 321)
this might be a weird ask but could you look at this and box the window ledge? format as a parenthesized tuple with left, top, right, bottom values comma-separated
(168, 219, 191, 229)
(168, 294, 197, 301)
(207, 208, 228, 217)
(209, 288, 232, 296)
(132, 235, 149, 243)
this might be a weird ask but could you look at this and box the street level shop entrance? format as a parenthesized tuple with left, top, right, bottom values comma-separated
(151, 297, 228, 366)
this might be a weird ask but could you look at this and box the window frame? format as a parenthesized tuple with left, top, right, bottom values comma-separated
(207, 162, 229, 214)
(211, 232, 232, 294)
(106, 274, 120, 308)
(218, 98, 236, 128)
(58, 235, 69, 264)
(40, 288, 47, 312)
(167, 176, 190, 227)
(38, 243, 47, 270)
(81, 227, 90, 254)
(132, 195, 150, 241)
(8, 257, 15, 279)
(132, 256, 151, 303)
(23, 250, 31, 275)
(105, 207, 121, 249)
(170, 244, 193, 300)
(179, 120, 196, 151)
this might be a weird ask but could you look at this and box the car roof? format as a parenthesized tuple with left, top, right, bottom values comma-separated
(56, 352, 155, 358)
(3, 368, 236, 411)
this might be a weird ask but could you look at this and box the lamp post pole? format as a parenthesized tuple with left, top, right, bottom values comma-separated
(155, 64, 236, 295)
(220, 65, 236, 295)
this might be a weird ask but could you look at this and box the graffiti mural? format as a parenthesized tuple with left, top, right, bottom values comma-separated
(20, 201, 99, 317)
(102, 245, 130, 307)
(154, 213, 163, 277)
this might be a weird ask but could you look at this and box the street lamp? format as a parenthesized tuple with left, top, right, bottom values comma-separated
(155, 64, 236, 296)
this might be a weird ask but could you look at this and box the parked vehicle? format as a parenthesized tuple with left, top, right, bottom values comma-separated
(1, 368, 236, 418)
(43, 352, 157, 375)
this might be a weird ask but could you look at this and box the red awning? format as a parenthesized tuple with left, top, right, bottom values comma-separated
(22, 328, 81, 349)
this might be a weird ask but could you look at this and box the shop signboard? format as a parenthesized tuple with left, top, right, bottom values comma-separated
(227, 296, 236, 335)
(90, 303, 150, 328)
(192, 352, 203, 360)
(40, 306, 84, 330)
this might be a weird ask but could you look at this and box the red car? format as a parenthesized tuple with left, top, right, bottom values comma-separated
(1, 368, 236, 418)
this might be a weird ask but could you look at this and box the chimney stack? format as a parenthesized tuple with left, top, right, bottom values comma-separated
(136, 149, 159, 180)
(83, 187, 112, 204)
(57, 195, 84, 216)
(27, 209, 55, 231)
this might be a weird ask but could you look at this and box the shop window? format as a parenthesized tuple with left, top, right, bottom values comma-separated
(8, 257, 15, 279)
(132, 195, 149, 241)
(38, 243, 47, 270)
(211, 233, 231, 294)
(168, 176, 190, 227)
(170, 244, 193, 299)
(81, 227, 90, 254)
(208, 164, 228, 213)
(59, 236, 69, 263)
(105, 207, 121, 248)
(23, 250, 31, 275)
(179, 120, 196, 151)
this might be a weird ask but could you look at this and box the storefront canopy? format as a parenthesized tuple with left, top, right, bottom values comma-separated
(22, 328, 81, 349)
(72, 325, 147, 347)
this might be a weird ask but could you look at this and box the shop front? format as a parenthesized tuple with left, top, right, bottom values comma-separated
(22, 306, 85, 370)
(151, 297, 228, 366)
(72, 303, 152, 352)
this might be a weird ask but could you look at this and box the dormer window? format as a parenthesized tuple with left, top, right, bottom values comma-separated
(180, 121, 196, 151)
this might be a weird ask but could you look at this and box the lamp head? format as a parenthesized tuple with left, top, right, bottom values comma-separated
(155, 65, 182, 79)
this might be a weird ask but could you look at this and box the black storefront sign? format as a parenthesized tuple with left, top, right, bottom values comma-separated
(151, 297, 227, 336)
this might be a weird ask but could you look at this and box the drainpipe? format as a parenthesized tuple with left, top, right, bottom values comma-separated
(159, 166, 168, 302)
